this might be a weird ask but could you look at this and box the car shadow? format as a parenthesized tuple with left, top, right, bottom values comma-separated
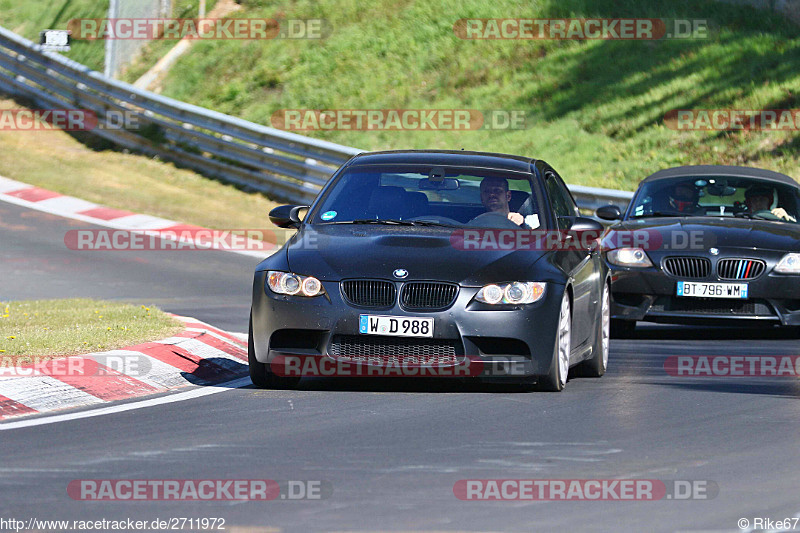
(643, 379, 800, 399)
(624, 322, 798, 341)
(293, 377, 534, 394)
(179, 357, 248, 386)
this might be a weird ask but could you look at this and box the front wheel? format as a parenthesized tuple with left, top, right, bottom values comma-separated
(539, 290, 572, 392)
(248, 316, 300, 389)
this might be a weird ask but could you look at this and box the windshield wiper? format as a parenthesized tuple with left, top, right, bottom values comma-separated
(400, 220, 460, 227)
(632, 211, 690, 218)
(322, 219, 457, 227)
(323, 219, 415, 226)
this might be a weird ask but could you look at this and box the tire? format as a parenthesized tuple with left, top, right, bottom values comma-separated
(577, 282, 610, 378)
(539, 290, 572, 392)
(610, 318, 636, 338)
(248, 315, 300, 390)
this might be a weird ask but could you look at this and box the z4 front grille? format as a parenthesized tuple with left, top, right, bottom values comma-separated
(717, 258, 766, 280)
(662, 257, 711, 279)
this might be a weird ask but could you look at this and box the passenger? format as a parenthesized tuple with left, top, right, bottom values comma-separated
(744, 185, 797, 222)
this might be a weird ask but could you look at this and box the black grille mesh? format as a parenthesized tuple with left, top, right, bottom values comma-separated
(662, 257, 711, 279)
(332, 354, 460, 366)
(330, 335, 460, 365)
(400, 282, 458, 310)
(341, 280, 396, 307)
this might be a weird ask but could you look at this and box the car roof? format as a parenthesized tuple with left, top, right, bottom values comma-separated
(641, 165, 798, 187)
(346, 150, 536, 173)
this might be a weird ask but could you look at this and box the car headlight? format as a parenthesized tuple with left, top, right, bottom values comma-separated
(607, 247, 653, 268)
(266, 271, 325, 297)
(774, 253, 800, 274)
(475, 282, 546, 305)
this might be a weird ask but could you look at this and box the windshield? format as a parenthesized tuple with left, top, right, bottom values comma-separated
(628, 176, 800, 223)
(311, 165, 542, 229)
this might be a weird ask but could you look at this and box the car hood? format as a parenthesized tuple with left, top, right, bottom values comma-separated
(285, 224, 551, 285)
(610, 217, 800, 253)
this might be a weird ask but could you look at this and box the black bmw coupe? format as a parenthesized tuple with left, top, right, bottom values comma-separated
(249, 150, 610, 391)
(597, 166, 800, 336)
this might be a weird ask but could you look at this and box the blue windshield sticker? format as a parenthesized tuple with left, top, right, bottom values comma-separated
(321, 211, 337, 221)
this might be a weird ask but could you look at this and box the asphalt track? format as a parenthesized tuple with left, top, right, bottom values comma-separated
(2, 200, 800, 533)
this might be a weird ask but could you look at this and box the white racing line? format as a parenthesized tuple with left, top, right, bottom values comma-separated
(0, 319, 251, 431)
(0, 376, 253, 431)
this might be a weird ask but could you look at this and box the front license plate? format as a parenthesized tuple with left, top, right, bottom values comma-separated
(677, 281, 748, 299)
(359, 315, 434, 338)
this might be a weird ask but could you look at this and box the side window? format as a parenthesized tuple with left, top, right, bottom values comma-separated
(544, 170, 577, 229)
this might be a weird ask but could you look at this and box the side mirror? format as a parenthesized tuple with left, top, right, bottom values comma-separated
(596, 205, 622, 221)
(269, 205, 308, 229)
(569, 216, 605, 233)
(560, 216, 605, 250)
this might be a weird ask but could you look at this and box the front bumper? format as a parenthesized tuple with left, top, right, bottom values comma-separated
(251, 272, 565, 379)
(609, 267, 800, 326)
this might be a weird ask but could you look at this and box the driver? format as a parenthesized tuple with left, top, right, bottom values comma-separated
(667, 181, 701, 214)
(744, 185, 797, 222)
(479, 177, 525, 226)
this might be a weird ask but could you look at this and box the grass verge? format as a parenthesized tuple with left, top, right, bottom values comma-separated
(0, 0, 218, 75)
(0, 0, 107, 71)
(120, 0, 221, 83)
(3, 0, 797, 203)
(147, 0, 800, 190)
(0, 298, 183, 359)
(0, 98, 281, 232)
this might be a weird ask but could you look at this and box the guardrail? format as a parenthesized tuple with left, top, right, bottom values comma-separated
(569, 185, 633, 212)
(0, 25, 632, 210)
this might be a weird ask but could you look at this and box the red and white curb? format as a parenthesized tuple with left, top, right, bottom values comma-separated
(0, 315, 249, 421)
(0, 175, 271, 258)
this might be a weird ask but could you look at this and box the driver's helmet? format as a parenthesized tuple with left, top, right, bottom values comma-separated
(668, 182, 699, 212)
